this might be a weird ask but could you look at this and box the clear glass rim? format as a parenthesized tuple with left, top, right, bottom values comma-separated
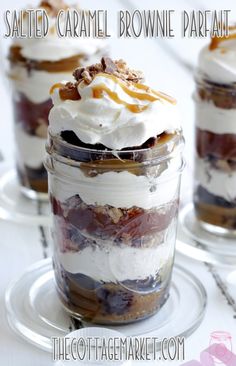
(46, 128, 185, 165)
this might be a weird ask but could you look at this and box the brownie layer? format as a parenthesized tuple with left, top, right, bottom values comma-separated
(54, 130, 177, 164)
(13, 93, 51, 135)
(51, 195, 178, 243)
(197, 82, 236, 109)
(12, 92, 50, 194)
(51, 186, 176, 322)
(195, 185, 236, 209)
(196, 128, 236, 160)
(54, 265, 170, 324)
(9, 46, 84, 73)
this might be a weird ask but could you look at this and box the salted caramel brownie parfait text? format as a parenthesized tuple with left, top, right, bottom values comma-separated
(194, 26, 236, 231)
(46, 57, 184, 324)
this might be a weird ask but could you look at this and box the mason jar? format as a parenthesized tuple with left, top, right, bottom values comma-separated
(45, 130, 184, 325)
(8, 47, 91, 199)
(194, 72, 236, 235)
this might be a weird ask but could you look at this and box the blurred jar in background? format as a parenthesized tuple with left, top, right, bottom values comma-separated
(8, 0, 107, 199)
(194, 28, 236, 235)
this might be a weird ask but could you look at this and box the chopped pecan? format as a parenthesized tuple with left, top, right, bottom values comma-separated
(73, 57, 144, 85)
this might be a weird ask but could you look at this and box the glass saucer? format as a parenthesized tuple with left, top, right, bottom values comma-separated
(5, 258, 207, 352)
(177, 203, 236, 267)
(0, 164, 50, 226)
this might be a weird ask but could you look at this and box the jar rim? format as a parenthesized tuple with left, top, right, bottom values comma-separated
(46, 128, 184, 163)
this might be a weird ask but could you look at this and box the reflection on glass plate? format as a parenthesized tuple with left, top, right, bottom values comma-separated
(177, 203, 236, 267)
(5, 258, 207, 352)
(0, 164, 50, 226)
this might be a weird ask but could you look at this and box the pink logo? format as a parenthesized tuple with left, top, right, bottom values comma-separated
(181, 331, 234, 366)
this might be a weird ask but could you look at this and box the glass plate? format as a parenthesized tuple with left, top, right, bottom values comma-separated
(5, 258, 207, 352)
(177, 203, 236, 267)
(0, 164, 50, 226)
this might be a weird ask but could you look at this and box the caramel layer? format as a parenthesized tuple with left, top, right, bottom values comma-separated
(197, 86, 236, 109)
(9, 45, 83, 73)
(195, 201, 236, 230)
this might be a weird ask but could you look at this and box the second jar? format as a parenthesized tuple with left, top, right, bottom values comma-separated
(194, 74, 236, 234)
(8, 0, 106, 199)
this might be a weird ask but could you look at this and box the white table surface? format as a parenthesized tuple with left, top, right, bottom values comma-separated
(0, 0, 236, 365)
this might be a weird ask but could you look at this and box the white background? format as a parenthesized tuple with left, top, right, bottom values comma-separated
(0, 0, 236, 365)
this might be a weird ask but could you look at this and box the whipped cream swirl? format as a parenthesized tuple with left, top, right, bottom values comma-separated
(199, 38, 236, 84)
(49, 73, 180, 150)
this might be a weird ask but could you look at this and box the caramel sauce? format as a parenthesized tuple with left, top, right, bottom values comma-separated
(81, 159, 143, 177)
(96, 73, 176, 105)
(50, 83, 65, 95)
(9, 46, 83, 73)
(92, 73, 176, 113)
(209, 26, 236, 50)
(93, 84, 149, 113)
(156, 132, 176, 145)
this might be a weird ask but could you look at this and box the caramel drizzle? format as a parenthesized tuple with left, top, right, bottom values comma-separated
(50, 83, 65, 95)
(92, 73, 176, 113)
(210, 25, 236, 50)
(93, 84, 149, 113)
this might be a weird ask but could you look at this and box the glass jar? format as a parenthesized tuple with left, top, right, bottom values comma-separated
(194, 72, 236, 235)
(45, 131, 184, 325)
(8, 47, 105, 200)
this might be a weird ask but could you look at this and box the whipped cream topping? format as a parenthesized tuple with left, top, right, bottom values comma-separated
(194, 93, 236, 134)
(199, 38, 236, 84)
(196, 157, 236, 202)
(10, 66, 75, 104)
(14, 124, 46, 168)
(49, 73, 181, 150)
(13, 8, 106, 62)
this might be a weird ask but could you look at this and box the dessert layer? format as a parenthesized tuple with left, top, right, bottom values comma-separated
(51, 155, 181, 209)
(11, 1, 106, 63)
(199, 37, 236, 84)
(197, 83, 236, 109)
(195, 157, 236, 203)
(56, 238, 174, 282)
(13, 93, 51, 134)
(51, 195, 178, 243)
(49, 58, 180, 150)
(195, 96, 236, 134)
(195, 200, 236, 230)
(195, 185, 236, 209)
(55, 268, 169, 324)
(15, 124, 46, 169)
(10, 66, 76, 104)
(196, 128, 236, 159)
(17, 165, 48, 193)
